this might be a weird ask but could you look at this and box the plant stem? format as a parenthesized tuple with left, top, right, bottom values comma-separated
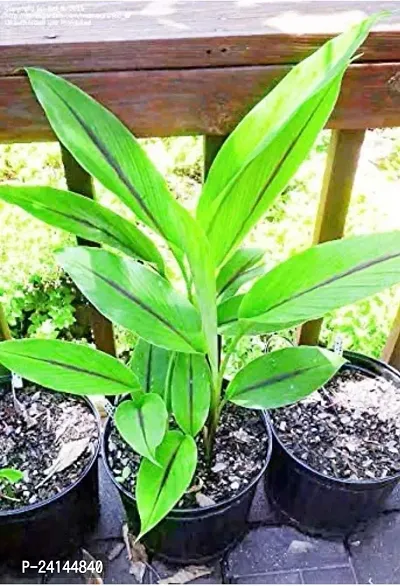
(204, 330, 244, 461)
(217, 331, 243, 388)
(0, 303, 11, 341)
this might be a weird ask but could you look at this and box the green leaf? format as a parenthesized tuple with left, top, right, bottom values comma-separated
(197, 15, 380, 266)
(240, 232, 400, 331)
(130, 339, 172, 397)
(171, 354, 211, 437)
(219, 264, 267, 303)
(217, 248, 265, 297)
(136, 430, 197, 538)
(217, 295, 266, 336)
(226, 346, 346, 409)
(26, 68, 218, 375)
(114, 395, 168, 465)
(0, 185, 165, 274)
(0, 468, 24, 484)
(26, 68, 185, 251)
(58, 247, 206, 354)
(0, 339, 139, 395)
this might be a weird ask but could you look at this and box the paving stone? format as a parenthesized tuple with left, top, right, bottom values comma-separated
(247, 480, 282, 525)
(302, 566, 356, 584)
(226, 526, 348, 578)
(349, 511, 400, 584)
(232, 571, 301, 583)
(47, 552, 86, 584)
(91, 457, 126, 540)
(0, 566, 41, 584)
(82, 538, 144, 585)
(150, 559, 222, 584)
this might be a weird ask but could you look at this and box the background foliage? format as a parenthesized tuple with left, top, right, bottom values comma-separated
(0, 131, 399, 361)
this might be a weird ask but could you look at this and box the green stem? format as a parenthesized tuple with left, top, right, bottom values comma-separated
(205, 330, 244, 461)
(217, 331, 243, 388)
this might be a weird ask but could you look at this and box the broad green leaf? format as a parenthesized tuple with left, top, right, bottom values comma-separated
(218, 295, 245, 335)
(27, 68, 217, 374)
(130, 339, 172, 396)
(217, 295, 266, 336)
(219, 264, 266, 303)
(0, 185, 165, 274)
(171, 353, 211, 437)
(58, 247, 206, 354)
(0, 339, 139, 396)
(0, 468, 23, 484)
(217, 248, 265, 297)
(226, 346, 346, 409)
(240, 232, 400, 331)
(26, 68, 185, 249)
(197, 15, 380, 265)
(136, 430, 197, 538)
(114, 395, 168, 465)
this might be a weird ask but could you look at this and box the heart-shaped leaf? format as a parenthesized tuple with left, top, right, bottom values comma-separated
(115, 395, 168, 465)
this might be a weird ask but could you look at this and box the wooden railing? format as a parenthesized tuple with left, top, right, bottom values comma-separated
(1, 1, 399, 368)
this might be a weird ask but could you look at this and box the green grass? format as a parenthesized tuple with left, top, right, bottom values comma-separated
(0, 131, 399, 358)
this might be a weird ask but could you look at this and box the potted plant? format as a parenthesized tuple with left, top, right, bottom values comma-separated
(267, 348, 400, 535)
(0, 304, 101, 564)
(0, 13, 399, 563)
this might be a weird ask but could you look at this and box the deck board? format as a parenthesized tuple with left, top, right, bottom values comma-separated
(1, 1, 400, 140)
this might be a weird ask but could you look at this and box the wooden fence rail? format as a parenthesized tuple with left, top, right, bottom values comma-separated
(0, 1, 399, 368)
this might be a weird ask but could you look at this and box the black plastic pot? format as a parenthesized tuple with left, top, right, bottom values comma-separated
(265, 350, 400, 537)
(0, 376, 101, 564)
(102, 413, 272, 564)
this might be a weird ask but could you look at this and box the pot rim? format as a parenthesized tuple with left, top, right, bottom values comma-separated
(102, 409, 273, 515)
(0, 382, 101, 518)
(269, 349, 400, 488)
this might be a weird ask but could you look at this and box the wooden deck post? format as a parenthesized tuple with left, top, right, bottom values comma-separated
(298, 129, 366, 346)
(61, 146, 116, 356)
(382, 306, 400, 369)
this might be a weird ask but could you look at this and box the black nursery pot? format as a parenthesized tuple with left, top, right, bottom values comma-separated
(0, 376, 101, 564)
(102, 413, 272, 564)
(265, 351, 400, 537)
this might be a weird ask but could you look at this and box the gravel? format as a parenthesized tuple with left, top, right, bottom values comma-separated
(271, 368, 400, 481)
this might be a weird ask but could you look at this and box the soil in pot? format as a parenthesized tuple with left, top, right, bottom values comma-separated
(0, 383, 99, 511)
(271, 368, 400, 481)
(107, 402, 269, 508)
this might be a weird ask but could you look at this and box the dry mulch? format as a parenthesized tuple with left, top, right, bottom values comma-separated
(0, 383, 99, 511)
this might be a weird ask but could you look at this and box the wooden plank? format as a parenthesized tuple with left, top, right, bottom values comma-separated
(1, 62, 400, 143)
(1, 1, 399, 74)
(298, 129, 366, 346)
(382, 306, 400, 370)
(61, 146, 116, 357)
